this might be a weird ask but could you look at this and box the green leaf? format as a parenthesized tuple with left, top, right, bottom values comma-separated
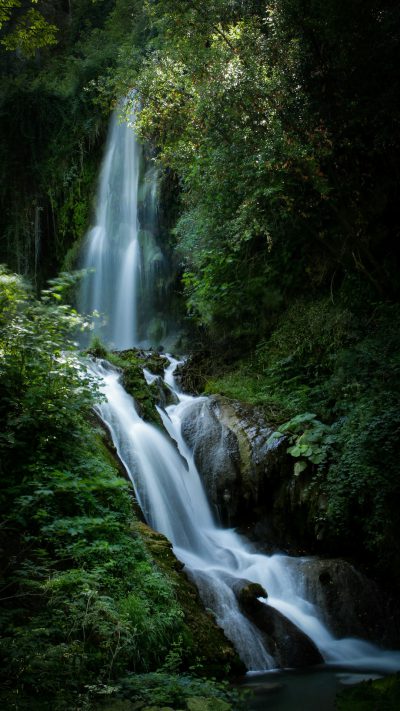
(294, 461, 308, 477)
(287, 445, 302, 457)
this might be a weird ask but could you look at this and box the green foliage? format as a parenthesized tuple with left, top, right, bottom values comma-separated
(90, 671, 247, 710)
(0, 0, 150, 285)
(336, 673, 400, 711)
(129, 0, 323, 333)
(1, 6, 58, 56)
(203, 288, 400, 580)
(118, 0, 400, 335)
(269, 412, 337, 474)
(0, 268, 186, 708)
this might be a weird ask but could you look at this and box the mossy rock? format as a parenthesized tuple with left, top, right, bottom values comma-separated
(186, 697, 231, 711)
(232, 580, 267, 608)
(336, 673, 400, 710)
(85, 345, 167, 427)
(94, 701, 145, 711)
(118, 348, 166, 377)
(136, 522, 245, 678)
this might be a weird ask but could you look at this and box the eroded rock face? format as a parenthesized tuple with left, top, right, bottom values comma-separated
(287, 557, 400, 647)
(178, 391, 400, 649)
(179, 396, 289, 526)
(180, 398, 242, 521)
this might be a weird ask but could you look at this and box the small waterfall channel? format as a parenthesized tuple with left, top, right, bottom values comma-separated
(80, 104, 400, 680)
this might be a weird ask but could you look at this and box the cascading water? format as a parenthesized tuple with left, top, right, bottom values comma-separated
(81, 105, 400, 676)
(90, 356, 400, 673)
(79, 103, 174, 349)
(79, 107, 140, 349)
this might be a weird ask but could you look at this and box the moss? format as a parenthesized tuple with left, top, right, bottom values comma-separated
(85, 343, 164, 427)
(94, 420, 243, 680)
(336, 673, 400, 710)
(136, 522, 245, 679)
(186, 698, 231, 711)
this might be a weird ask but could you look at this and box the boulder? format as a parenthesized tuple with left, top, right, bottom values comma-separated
(179, 395, 290, 526)
(232, 577, 323, 668)
(232, 580, 268, 608)
(180, 398, 241, 522)
(287, 557, 400, 647)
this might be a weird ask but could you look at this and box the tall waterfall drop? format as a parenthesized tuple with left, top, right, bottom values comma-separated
(79, 103, 172, 349)
(81, 106, 400, 676)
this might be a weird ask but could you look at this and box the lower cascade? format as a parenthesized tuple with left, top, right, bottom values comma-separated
(90, 355, 400, 673)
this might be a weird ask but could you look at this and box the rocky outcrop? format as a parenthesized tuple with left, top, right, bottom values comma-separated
(232, 579, 323, 668)
(180, 398, 242, 521)
(180, 395, 290, 528)
(178, 392, 400, 649)
(286, 557, 400, 647)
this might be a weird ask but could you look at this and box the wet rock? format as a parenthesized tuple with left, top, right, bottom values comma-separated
(180, 398, 241, 521)
(178, 393, 328, 555)
(179, 394, 294, 531)
(289, 557, 400, 647)
(232, 578, 323, 668)
(149, 375, 179, 408)
(231, 579, 268, 608)
(245, 600, 323, 668)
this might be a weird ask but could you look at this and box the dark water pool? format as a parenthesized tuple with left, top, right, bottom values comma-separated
(240, 667, 383, 710)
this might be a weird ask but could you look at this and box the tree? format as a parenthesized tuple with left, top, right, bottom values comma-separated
(0, 0, 58, 56)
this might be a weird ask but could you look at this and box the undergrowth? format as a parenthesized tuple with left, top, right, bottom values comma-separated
(0, 269, 244, 709)
(203, 279, 400, 582)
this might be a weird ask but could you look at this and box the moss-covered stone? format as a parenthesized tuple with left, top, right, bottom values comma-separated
(85, 345, 165, 427)
(336, 673, 400, 710)
(120, 348, 167, 376)
(186, 697, 231, 711)
(136, 522, 245, 678)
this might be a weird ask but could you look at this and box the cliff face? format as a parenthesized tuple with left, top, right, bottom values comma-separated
(179, 394, 312, 546)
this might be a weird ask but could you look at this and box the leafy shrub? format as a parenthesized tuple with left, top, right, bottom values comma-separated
(203, 291, 400, 581)
(0, 268, 185, 708)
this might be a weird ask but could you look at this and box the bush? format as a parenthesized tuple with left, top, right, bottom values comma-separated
(0, 268, 184, 708)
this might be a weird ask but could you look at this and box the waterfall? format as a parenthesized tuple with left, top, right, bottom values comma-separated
(79, 103, 171, 349)
(89, 356, 400, 673)
(81, 106, 400, 673)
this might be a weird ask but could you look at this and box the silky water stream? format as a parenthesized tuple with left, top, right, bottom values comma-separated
(89, 355, 400, 706)
(81, 103, 400, 706)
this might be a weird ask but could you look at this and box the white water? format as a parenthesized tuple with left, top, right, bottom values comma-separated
(78, 103, 171, 349)
(79, 107, 140, 348)
(80, 104, 400, 673)
(91, 355, 400, 673)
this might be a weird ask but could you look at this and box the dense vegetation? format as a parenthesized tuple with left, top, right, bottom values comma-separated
(0, 269, 244, 708)
(1, 0, 400, 707)
(0, 0, 133, 283)
(115, 0, 400, 586)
